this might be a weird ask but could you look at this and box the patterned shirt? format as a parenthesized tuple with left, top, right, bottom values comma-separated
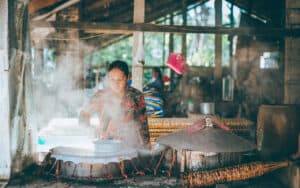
(80, 87, 150, 147)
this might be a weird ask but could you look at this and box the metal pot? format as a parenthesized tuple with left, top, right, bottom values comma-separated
(200, 102, 215, 115)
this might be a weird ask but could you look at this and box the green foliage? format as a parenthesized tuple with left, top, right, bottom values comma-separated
(144, 33, 165, 66)
(43, 48, 56, 62)
(87, 37, 133, 67)
(187, 34, 215, 67)
(83, 0, 241, 68)
(222, 35, 230, 66)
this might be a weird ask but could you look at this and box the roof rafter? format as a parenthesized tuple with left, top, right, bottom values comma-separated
(31, 21, 300, 36)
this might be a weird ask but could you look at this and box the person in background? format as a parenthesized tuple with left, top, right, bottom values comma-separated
(143, 67, 165, 118)
(147, 67, 164, 93)
(79, 60, 150, 148)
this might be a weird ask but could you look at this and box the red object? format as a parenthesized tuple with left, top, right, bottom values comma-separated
(187, 119, 206, 133)
(166, 53, 189, 75)
(217, 122, 230, 131)
(163, 76, 170, 82)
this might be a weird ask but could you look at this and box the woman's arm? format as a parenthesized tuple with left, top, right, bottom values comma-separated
(136, 95, 150, 146)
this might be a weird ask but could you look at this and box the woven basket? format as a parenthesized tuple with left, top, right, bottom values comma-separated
(182, 161, 288, 187)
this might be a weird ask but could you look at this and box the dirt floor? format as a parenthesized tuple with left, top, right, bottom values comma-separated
(5, 173, 285, 188)
(2, 161, 288, 188)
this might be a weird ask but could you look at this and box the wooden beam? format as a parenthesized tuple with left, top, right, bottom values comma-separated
(32, 0, 80, 21)
(226, 0, 270, 23)
(227, 0, 284, 26)
(86, 2, 133, 21)
(85, 0, 199, 22)
(31, 21, 300, 36)
(85, 0, 118, 12)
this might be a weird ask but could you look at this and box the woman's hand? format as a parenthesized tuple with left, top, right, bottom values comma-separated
(79, 111, 90, 126)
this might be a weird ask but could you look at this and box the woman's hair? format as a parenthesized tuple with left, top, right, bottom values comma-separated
(153, 67, 163, 80)
(108, 60, 129, 78)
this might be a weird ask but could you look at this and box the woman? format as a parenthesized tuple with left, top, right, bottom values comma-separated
(80, 60, 150, 148)
(148, 67, 164, 92)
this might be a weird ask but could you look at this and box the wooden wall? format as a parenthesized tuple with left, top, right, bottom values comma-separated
(285, 0, 300, 104)
(234, 14, 284, 121)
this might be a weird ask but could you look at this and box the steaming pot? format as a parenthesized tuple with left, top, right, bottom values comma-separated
(200, 102, 215, 115)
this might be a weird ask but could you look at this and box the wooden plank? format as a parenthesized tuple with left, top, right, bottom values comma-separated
(284, 37, 300, 104)
(31, 21, 300, 36)
(285, 0, 300, 104)
(29, 0, 62, 14)
(32, 0, 80, 21)
(285, 38, 300, 63)
(286, 0, 300, 8)
(286, 9, 300, 26)
(87, 2, 133, 21)
(284, 83, 300, 104)
(285, 37, 300, 91)
(0, 0, 11, 180)
(85, 0, 118, 12)
(85, 0, 200, 22)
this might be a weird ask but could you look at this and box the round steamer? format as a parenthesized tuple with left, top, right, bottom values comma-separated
(93, 139, 122, 153)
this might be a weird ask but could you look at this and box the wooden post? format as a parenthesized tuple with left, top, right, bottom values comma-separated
(169, 13, 175, 92)
(180, 149, 186, 173)
(180, 0, 188, 97)
(229, 3, 234, 74)
(214, 0, 222, 79)
(0, 0, 11, 180)
(132, 0, 145, 91)
(182, 0, 187, 57)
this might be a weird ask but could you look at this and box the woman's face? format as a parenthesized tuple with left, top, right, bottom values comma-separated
(152, 70, 156, 78)
(108, 68, 127, 95)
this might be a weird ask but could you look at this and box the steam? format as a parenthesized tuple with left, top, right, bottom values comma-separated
(32, 40, 94, 129)
(32, 39, 144, 149)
